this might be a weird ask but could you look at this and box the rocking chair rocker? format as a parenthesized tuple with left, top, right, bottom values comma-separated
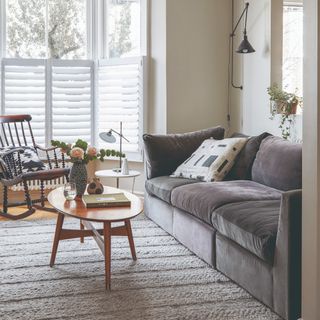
(0, 115, 70, 220)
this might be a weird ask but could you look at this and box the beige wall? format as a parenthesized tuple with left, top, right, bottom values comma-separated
(166, 0, 230, 133)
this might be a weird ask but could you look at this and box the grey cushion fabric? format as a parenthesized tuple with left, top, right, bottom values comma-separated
(173, 208, 216, 267)
(227, 132, 271, 180)
(212, 200, 281, 264)
(251, 136, 302, 191)
(216, 233, 274, 309)
(145, 176, 198, 204)
(171, 180, 282, 225)
(143, 126, 225, 179)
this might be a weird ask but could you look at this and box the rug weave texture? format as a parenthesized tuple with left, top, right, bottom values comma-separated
(0, 215, 281, 320)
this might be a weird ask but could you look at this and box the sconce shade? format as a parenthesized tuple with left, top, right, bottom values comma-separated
(99, 131, 116, 143)
(236, 35, 255, 54)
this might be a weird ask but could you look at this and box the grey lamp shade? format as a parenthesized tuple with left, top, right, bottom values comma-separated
(99, 131, 116, 143)
(236, 35, 255, 54)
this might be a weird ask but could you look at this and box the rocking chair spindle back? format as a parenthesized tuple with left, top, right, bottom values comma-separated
(0, 114, 70, 220)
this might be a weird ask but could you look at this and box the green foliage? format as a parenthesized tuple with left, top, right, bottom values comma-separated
(74, 139, 88, 152)
(267, 83, 302, 140)
(51, 139, 125, 164)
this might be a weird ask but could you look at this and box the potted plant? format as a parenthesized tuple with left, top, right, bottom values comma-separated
(51, 139, 125, 198)
(267, 83, 302, 139)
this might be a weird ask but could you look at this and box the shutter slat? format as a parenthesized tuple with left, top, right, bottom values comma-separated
(52, 63, 93, 143)
(3, 62, 46, 143)
(98, 58, 143, 154)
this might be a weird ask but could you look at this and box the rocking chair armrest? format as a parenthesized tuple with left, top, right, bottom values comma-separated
(0, 147, 24, 158)
(35, 144, 58, 152)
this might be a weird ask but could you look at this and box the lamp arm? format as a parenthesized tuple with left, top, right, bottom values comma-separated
(110, 129, 130, 143)
(230, 2, 249, 37)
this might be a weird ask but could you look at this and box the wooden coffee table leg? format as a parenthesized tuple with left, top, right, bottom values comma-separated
(103, 221, 112, 290)
(125, 219, 137, 261)
(80, 220, 84, 243)
(50, 212, 64, 267)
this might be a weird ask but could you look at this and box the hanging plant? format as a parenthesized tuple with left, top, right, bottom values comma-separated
(267, 83, 302, 139)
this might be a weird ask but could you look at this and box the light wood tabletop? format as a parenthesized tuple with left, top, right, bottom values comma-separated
(47, 186, 143, 222)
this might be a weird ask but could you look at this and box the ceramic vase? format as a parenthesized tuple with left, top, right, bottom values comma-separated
(87, 177, 104, 194)
(70, 162, 87, 197)
(121, 158, 129, 175)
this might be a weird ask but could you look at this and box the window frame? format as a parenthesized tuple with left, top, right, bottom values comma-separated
(282, 1, 303, 97)
(0, 0, 148, 161)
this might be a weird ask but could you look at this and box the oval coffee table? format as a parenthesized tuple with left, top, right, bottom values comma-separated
(48, 186, 143, 290)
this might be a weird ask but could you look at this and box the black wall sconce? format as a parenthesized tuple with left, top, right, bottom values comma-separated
(230, 1, 255, 90)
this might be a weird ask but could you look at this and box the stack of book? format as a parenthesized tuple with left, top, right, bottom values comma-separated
(82, 193, 131, 208)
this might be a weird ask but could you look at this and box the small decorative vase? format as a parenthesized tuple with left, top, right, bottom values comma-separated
(121, 158, 129, 175)
(87, 178, 104, 194)
(70, 162, 87, 198)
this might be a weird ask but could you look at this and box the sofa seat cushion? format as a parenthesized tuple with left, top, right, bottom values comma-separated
(145, 176, 198, 204)
(212, 200, 281, 264)
(171, 180, 282, 225)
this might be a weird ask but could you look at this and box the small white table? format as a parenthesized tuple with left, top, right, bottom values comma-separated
(95, 169, 141, 193)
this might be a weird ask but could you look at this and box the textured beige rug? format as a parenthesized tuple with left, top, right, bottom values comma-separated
(0, 215, 281, 320)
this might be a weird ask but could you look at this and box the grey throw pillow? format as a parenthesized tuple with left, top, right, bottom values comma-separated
(143, 126, 225, 179)
(227, 132, 271, 180)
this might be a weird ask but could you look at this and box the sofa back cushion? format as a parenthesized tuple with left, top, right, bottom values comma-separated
(251, 136, 302, 191)
(143, 126, 225, 179)
(227, 132, 271, 180)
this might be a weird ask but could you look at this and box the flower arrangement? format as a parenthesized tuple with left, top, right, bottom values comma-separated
(51, 139, 125, 164)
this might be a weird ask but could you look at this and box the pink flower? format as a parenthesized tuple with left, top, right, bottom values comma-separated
(87, 146, 97, 157)
(70, 147, 84, 160)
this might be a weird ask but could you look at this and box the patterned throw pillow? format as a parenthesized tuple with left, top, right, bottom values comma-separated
(0, 146, 47, 173)
(171, 137, 248, 182)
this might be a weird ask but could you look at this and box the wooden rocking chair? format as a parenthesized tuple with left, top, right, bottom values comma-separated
(0, 115, 70, 220)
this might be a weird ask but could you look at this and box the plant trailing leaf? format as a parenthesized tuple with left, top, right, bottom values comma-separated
(267, 83, 302, 140)
(51, 139, 125, 164)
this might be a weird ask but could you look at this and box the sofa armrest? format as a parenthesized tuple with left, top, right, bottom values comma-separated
(273, 189, 302, 320)
(143, 126, 225, 179)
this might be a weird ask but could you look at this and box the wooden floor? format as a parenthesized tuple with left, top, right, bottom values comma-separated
(0, 203, 56, 221)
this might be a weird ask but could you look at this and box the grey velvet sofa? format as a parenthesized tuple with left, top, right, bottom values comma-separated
(143, 127, 302, 320)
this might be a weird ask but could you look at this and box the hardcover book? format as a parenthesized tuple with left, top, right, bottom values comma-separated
(82, 193, 131, 208)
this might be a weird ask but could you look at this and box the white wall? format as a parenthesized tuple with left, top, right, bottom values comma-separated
(231, 0, 303, 141)
(148, 0, 167, 134)
(302, 0, 320, 318)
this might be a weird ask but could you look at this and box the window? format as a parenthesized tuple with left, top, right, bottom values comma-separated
(106, 0, 141, 58)
(6, 0, 87, 59)
(282, 3, 303, 97)
(0, 0, 147, 159)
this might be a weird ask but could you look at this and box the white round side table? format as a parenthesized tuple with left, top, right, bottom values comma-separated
(95, 169, 141, 193)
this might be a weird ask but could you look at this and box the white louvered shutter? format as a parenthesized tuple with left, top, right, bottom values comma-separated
(98, 57, 145, 157)
(52, 60, 93, 144)
(2, 59, 46, 145)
